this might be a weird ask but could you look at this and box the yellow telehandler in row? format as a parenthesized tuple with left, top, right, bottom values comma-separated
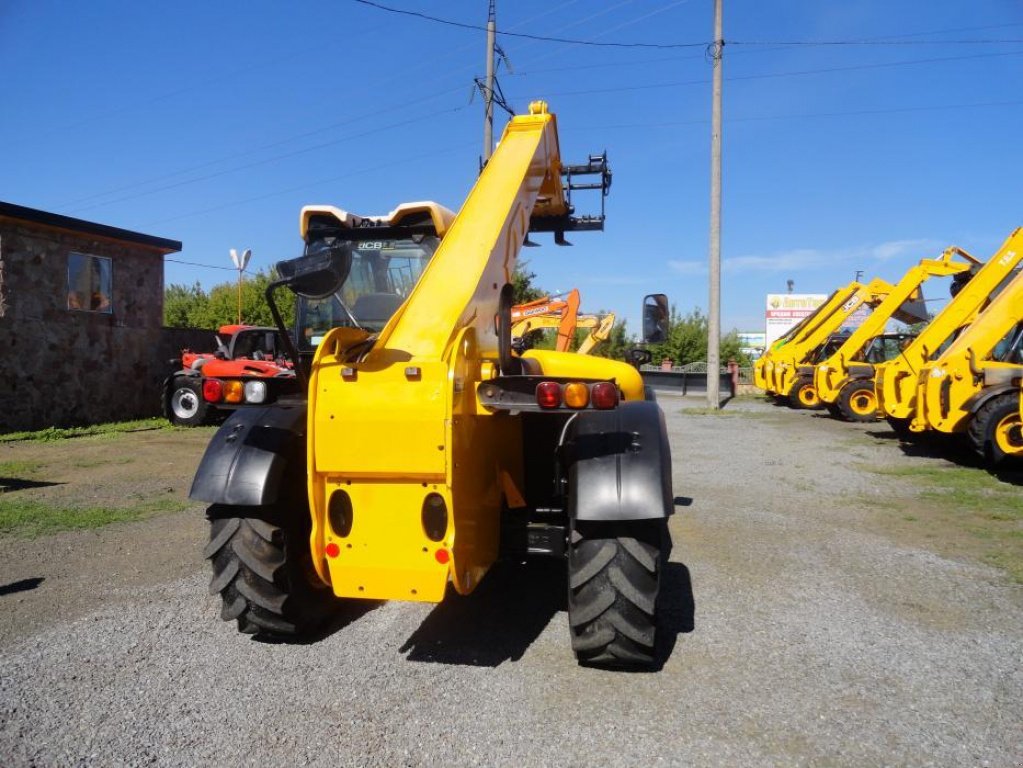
(877, 229, 1023, 439)
(813, 248, 975, 421)
(913, 236, 1023, 464)
(761, 278, 895, 408)
(189, 102, 674, 668)
(753, 284, 855, 391)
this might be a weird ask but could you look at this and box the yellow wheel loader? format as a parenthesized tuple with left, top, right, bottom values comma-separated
(189, 102, 674, 668)
(813, 249, 974, 421)
(877, 229, 1023, 439)
(914, 254, 1023, 465)
(762, 278, 895, 408)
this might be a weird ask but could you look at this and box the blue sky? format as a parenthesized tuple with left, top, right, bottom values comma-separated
(2, 0, 1021, 334)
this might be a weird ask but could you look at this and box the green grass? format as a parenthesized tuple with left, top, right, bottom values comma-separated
(681, 407, 777, 418)
(861, 462, 1023, 582)
(0, 418, 180, 444)
(0, 497, 191, 538)
(0, 460, 45, 477)
(865, 464, 1023, 521)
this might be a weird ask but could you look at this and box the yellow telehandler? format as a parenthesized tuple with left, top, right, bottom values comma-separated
(753, 284, 855, 391)
(763, 278, 895, 409)
(189, 102, 674, 668)
(814, 249, 974, 421)
(913, 255, 1023, 464)
(877, 229, 1023, 438)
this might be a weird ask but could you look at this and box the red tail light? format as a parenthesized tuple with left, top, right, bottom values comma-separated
(590, 382, 618, 409)
(536, 381, 562, 409)
(202, 379, 224, 402)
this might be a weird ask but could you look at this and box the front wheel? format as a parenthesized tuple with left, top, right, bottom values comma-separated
(967, 393, 1023, 466)
(788, 376, 823, 410)
(567, 519, 669, 668)
(168, 377, 209, 426)
(837, 380, 880, 422)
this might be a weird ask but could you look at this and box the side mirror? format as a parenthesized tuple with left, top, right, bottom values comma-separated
(642, 293, 669, 344)
(275, 241, 352, 299)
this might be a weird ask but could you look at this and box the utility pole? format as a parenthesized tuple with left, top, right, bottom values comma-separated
(482, 0, 497, 162)
(707, 0, 724, 408)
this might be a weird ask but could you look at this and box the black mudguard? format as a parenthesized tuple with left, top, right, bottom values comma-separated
(963, 383, 1017, 415)
(562, 400, 673, 522)
(189, 402, 306, 507)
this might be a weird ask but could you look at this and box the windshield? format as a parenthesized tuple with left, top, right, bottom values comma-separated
(297, 235, 439, 348)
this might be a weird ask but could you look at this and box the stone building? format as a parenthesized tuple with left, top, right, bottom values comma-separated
(0, 201, 183, 432)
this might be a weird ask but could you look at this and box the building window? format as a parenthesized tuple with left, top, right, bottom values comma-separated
(67, 252, 112, 313)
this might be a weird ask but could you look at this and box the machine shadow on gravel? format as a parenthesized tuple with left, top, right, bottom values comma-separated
(0, 577, 44, 596)
(255, 600, 382, 645)
(397, 557, 695, 669)
(0, 476, 64, 492)
(868, 429, 1023, 484)
(398, 559, 565, 666)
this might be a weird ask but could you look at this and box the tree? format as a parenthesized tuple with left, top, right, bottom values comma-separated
(645, 305, 752, 367)
(511, 261, 546, 303)
(164, 270, 295, 330)
(163, 282, 207, 328)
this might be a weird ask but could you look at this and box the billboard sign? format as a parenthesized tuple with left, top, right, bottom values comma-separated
(765, 293, 828, 347)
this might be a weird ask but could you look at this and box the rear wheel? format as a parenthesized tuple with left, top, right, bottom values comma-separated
(788, 376, 822, 410)
(567, 519, 669, 668)
(837, 380, 880, 422)
(967, 393, 1023, 466)
(168, 377, 209, 427)
(205, 501, 336, 639)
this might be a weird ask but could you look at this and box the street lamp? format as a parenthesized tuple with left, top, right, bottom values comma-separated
(230, 248, 251, 324)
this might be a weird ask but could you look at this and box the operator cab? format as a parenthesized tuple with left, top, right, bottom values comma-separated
(297, 236, 440, 350)
(270, 202, 455, 359)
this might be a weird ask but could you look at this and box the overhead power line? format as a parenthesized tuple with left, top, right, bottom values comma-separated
(351, 0, 706, 48)
(506, 50, 1023, 100)
(731, 38, 1023, 46)
(353, 1, 1023, 48)
(165, 258, 236, 272)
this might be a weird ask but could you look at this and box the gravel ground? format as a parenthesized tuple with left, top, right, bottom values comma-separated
(1, 396, 1021, 767)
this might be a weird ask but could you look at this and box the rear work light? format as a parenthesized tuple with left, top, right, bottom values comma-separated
(244, 380, 267, 404)
(536, 381, 562, 409)
(590, 382, 618, 409)
(202, 379, 224, 403)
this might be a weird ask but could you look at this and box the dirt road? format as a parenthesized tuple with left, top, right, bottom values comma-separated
(1, 399, 1020, 766)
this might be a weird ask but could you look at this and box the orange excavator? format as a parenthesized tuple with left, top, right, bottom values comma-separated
(511, 289, 581, 352)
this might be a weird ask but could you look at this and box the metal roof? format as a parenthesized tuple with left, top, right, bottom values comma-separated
(0, 201, 181, 253)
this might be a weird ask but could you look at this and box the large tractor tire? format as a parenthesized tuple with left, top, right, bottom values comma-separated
(567, 519, 669, 668)
(205, 502, 336, 639)
(168, 377, 209, 427)
(837, 380, 880, 422)
(788, 376, 823, 410)
(967, 393, 1023, 466)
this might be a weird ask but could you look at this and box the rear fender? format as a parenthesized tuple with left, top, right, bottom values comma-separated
(189, 403, 306, 507)
(562, 400, 673, 522)
(963, 384, 1017, 415)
